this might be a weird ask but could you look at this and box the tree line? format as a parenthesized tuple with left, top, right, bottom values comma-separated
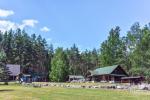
(0, 29, 99, 82)
(0, 22, 150, 82)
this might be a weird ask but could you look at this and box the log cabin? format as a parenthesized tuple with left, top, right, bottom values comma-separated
(87, 65, 129, 83)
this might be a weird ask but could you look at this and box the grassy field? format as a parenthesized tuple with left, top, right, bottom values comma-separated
(0, 85, 150, 100)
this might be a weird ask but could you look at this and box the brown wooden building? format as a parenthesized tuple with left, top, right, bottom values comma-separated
(121, 76, 144, 84)
(88, 65, 129, 83)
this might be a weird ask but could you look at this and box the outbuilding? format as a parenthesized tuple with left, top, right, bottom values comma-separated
(68, 75, 85, 82)
(121, 76, 144, 84)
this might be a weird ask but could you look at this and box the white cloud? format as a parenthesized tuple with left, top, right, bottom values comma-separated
(20, 19, 38, 29)
(0, 19, 38, 32)
(0, 8, 39, 32)
(0, 9, 14, 17)
(40, 26, 50, 32)
(0, 20, 18, 32)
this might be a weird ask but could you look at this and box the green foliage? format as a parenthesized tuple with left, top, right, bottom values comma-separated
(100, 26, 126, 66)
(0, 29, 51, 76)
(125, 23, 150, 82)
(80, 49, 99, 76)
(65, 44, 81, 75)
(0, 50, 6, 62)
(50, 48, 69, 82)
(65, 44, 99, 76)
(0, 62, 11, 84)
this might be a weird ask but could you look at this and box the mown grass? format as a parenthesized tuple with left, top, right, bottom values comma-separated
(0, 85, 150, 100)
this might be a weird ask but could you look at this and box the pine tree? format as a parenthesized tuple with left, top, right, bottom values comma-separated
(0, 50, 11, 85)
(66, 44, 81, 75)
(0, 62, 11, 85)
(100, 26, 126, 66)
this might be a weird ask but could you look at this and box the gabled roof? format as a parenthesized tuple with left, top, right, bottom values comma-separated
(90, 65, 121, 76)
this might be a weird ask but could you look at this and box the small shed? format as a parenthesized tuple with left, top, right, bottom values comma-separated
(68, 75, 85, 82)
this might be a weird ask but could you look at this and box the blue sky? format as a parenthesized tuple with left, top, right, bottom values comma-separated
(0, 0, 150, 51)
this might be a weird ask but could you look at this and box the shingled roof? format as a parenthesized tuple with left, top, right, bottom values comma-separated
(90, 65, 124, 76)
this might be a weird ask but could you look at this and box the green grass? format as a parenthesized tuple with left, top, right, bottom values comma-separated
(0, 85, 150, 100)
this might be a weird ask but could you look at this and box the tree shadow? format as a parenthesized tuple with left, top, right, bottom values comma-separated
(0, 89, 14, 92)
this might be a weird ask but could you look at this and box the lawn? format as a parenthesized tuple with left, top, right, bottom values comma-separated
(0, 85, 150, 100)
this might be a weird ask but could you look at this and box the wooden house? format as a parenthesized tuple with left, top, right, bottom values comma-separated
(88, 65, 128, 83)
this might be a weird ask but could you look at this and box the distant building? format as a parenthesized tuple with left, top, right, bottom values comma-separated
(87, 65, 128, 83)
(6, 64, 20, 80)
(68, 75, 85, 82)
